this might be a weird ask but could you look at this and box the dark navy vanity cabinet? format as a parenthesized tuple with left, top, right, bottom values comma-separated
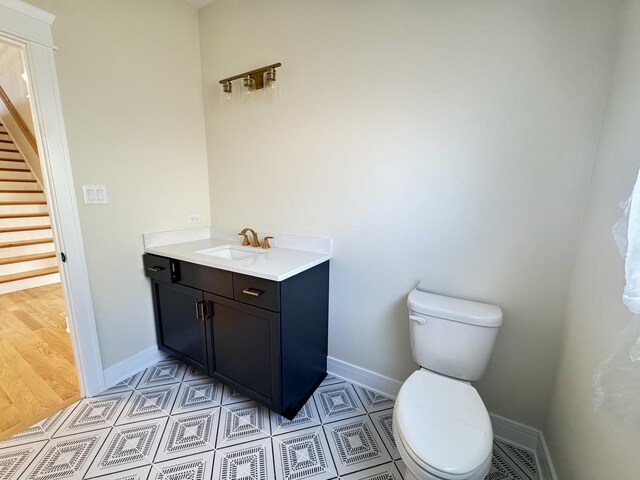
(143, 253, 329, 419)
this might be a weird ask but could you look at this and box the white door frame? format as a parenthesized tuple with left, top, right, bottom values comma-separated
(0, 0, 105, 396)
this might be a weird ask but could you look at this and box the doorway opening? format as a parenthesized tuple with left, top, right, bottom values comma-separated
(0, 39, 80, 440)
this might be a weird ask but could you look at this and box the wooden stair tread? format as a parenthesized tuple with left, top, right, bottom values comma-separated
(0, 148, 19, 153)
(0, 239, 53, 249)
(0, 213, 48, 219)
(0, 139, 14, 144)
(0, 179, 37, 183)
(0, 266, 59, 284)
(0, 189, 43, 193)
(0, 225, 51, 233)
(0, 167, 30, 172)
(0, 201, 47, 205)
(0, 252, 56, 265)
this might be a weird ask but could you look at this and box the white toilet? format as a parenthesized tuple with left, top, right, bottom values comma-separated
(394, 288, 503, 480)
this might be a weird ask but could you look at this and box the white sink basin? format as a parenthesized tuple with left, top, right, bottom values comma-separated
(195, 246, 263, 260)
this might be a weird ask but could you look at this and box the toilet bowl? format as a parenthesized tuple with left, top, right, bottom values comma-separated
(393, 369, 493, 480)
(395, 288, 502, 480)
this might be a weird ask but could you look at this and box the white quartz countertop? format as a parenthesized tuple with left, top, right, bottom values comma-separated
(143, 228, 333, 281)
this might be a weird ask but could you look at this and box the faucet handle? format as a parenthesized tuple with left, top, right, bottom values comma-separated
(262, 236, 274, 249)
(238, 232, 250, 246)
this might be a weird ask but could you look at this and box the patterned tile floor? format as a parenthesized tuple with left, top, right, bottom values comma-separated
(0, 358, 540, 480)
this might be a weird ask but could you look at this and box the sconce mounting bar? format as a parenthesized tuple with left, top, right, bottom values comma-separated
(219, 62, 282, 90)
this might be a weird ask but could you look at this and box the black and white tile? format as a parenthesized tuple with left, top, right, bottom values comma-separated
(90, 465, 152, 480)
(22, 428, 111, 480)
(149, 451, 215, 480)
(104, 373, 143, 394)
(353, 386, 395, 414)
(340, 462, 403, 480)
(135, 360, 186, 389)
(270, 400, 321, 436)
(313, 384, 366, 424)
(221, 386, 251, 406)
(216, 401, 270, 449)
(182, 367, 208, 383)
(213, 438, 273, 480)
(154, 411, 219, 462)
(368, 410, 398, 460)
(85, 418, 167, 478)
(0, 357, 541, 480)
(0, 441, 48, 480)
(487, 440, 540, 480)
(323, 416, 392, 475)
(272, 427, 335, 480)
(171, 379, 223, 415)
(54, 393, 131, 437)
(115, 385, 179, 426)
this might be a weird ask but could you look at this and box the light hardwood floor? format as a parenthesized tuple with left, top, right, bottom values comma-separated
(0, 283, 80, 439)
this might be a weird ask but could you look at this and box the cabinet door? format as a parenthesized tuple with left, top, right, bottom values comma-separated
(153, 281, 209, 373)
(207, 294, 280, 406)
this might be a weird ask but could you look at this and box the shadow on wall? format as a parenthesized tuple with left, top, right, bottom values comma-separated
(593, 188, 640, 425)
(592, 316, 640, 424)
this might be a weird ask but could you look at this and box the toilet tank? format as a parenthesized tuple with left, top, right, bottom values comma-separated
(407, 288, 503, 382)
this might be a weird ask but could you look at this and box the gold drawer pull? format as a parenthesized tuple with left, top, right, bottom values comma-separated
(147, 266, 165, 273)
(242, 288, 264, 297)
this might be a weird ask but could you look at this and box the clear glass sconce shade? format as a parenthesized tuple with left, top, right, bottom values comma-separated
(263, 68, 279, 101)
(219, 81, 233, 109)
(241, 75, 256, 104)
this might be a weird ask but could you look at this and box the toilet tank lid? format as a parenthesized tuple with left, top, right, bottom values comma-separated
(408, 288, 503, 327)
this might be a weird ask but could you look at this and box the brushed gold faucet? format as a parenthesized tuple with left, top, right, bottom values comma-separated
(238, 227, 261, 247)
(238, 230, 251, 246)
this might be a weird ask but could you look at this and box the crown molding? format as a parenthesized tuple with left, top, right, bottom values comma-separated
(0, 0, 54, 25)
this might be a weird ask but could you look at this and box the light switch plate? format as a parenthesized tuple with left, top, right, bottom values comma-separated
(83, 185, 108, 204)
(188, 215, 201, 224)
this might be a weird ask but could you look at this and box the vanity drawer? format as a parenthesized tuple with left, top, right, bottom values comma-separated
(143, 254, 178, 283)
(233, 273, 280, 312)
(179, 261, 233, 298)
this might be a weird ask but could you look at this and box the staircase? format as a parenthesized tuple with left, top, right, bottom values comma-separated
(0, 122, 59, 295)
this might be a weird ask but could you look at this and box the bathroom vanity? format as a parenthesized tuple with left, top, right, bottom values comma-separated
(142, 229, 332, 419)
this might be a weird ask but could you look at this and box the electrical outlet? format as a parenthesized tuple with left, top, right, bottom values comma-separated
(188, 215, 201, 224)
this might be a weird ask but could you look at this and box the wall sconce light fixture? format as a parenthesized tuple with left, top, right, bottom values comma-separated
(219, 62, 281, 107)
(220, 81, 233, 109)
(263, 67, 279, 101)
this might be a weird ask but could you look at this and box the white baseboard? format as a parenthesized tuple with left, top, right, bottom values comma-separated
(327, 356, 403, 398)
(490, 413, 539, 450)
(490, 413, 558, 480)
(327, 356, 557, 480)
(536, 431, 559, 480)
(102, 346, 167, 390)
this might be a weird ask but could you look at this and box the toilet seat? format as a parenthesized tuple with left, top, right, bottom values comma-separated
(394, 419, 492, 480)
(394, 369, 493, 479)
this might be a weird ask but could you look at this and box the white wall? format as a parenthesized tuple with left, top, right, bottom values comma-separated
(0, 41, 34, 133)
(545, 1, 640, 477)
(26, 0, 211, 369)
(199, 0, 620, 427)
(0, 40, 41, 184)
